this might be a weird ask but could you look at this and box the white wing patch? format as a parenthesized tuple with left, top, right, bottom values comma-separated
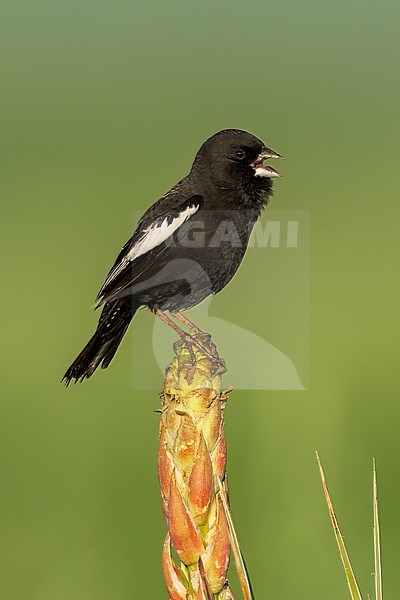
(101, 203, 199, 291)
(127, 203, 199, 261)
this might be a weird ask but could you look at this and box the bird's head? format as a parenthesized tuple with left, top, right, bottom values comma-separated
(191, 129, 282, 190)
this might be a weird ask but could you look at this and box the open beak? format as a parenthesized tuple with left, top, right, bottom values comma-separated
(252, 146, 283, 178)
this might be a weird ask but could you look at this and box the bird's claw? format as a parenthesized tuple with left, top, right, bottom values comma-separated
(173, 330, 226, 373)
(211, 356, 227, 376)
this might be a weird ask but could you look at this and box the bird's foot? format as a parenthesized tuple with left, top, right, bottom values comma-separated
(176, 330, 226, 375)
(154, 308, 226, 374)
(172, 335, 197, 364)
(171, 311, 218, 355)
(210, 354, 227, 376)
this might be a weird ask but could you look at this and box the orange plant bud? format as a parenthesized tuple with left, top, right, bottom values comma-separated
(187, 432, 214, 526)
(211, 424, 227, 480)
(168, 471, 206, 565)
(174, 414, 199, 473)
(158, 340, 235, 598)
(203, 495, 231, 594)
(162, 534, 191, 599)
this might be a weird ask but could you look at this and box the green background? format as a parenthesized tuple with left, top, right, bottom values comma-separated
(1, 1, 399, 597)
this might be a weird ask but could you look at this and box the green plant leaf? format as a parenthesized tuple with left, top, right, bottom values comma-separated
(217, 476, 255, 600)
(373, 459, 383, 600)
(316, 452, 363, 600)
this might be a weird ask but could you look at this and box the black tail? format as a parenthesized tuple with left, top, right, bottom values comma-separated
(63, 299, 138, 386)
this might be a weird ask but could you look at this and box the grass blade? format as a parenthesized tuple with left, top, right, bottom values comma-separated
(217, 476, 255, 600)
(316, 452, 363, 600)
(373, 458, 383, 600)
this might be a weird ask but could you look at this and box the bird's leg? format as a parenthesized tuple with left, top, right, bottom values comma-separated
(154, 309, 225, 374)
(171, 311, 219, 359)
(153, 308, 197, 363)
(170, 311, 225, 374)
(153, 308, 186, 335)
(170, 310, 200, 331)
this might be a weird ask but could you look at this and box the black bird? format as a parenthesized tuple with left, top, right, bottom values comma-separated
(63, 129, 282, 384)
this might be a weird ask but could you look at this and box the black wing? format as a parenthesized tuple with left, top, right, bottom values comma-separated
(96, 193, 203, 306)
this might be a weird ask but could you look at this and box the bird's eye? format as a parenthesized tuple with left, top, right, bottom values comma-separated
(233, 148, 246, 160)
